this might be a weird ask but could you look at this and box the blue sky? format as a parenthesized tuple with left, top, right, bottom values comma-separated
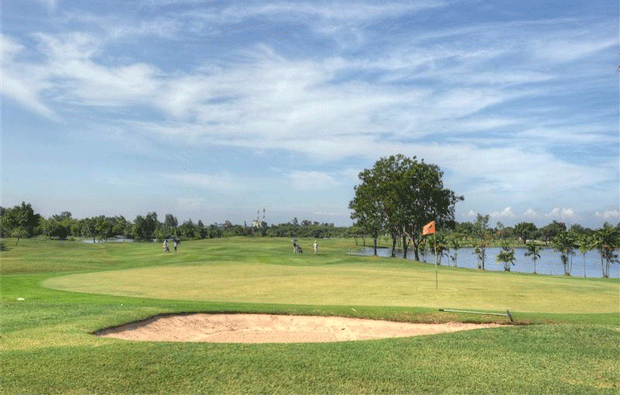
(2, 0, 618, 227)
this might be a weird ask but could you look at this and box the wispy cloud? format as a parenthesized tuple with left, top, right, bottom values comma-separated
(34, 0, 58, 13)
(288, 171, 340, 190)
(595, 210, 620, 221)
(162, 172, 240, 191)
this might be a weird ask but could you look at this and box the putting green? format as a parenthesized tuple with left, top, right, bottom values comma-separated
(43, 261, 618, 313)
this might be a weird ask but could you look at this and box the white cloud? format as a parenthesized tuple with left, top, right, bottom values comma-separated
(162, 172, 239, 191)
(595, 210, 620, 220)
(0, 35, 57, 119)
(490, 207, 515, 218)
(288, 171, 339, 191)
(532, 37, 617, 64)
(523, 208, 539, 219)
(545, 207, 576, 221)
(465, 210, 478, 218)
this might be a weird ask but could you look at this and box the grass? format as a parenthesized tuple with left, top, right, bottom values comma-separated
(1, 237, 619, 394)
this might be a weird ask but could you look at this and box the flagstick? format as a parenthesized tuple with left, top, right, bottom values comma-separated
(434, 235, 438, 290)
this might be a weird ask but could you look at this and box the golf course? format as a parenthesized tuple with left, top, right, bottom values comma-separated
(2, 237, 619, 394)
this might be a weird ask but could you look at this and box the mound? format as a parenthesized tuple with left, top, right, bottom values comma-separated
(96, 314, 499, 343)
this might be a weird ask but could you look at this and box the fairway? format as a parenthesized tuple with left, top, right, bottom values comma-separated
(44, 257, 618, 314)
(3, 237, 620, 394)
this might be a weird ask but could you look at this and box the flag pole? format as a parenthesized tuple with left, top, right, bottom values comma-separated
(423, 220, 438, 290)
(434, 235, 438, 290)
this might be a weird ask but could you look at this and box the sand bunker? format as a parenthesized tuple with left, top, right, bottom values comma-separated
(96, 314, 499, 343)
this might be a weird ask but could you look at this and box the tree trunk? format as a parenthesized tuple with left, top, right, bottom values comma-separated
(391, 236, 397, 257)
(373, 237, 378, 256)
(402, 235, 408, 259)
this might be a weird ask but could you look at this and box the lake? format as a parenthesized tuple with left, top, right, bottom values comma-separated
(356, 246, 619, 279)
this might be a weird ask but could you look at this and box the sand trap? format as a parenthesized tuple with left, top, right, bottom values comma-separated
(96, 314, 500, 343)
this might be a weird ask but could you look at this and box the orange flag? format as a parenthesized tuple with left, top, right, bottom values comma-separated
(422, 221, 435, 236)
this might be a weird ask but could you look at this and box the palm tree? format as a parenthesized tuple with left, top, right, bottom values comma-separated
(449, 237, 460, 267)
(496, 242, 516, 271)
(577, 234, 594, 278)
(430, 233, 449, 265)
(524, 242, 542, 274)
(593, 226, 620, 278)
(552, 231, 575, 276)
(474, 244, 487, 270)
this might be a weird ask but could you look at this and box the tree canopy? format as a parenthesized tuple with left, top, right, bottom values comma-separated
(349, 155, 463, 260)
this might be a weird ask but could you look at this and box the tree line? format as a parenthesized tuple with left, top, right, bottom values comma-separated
(2, 194, 619, 278)
(0, 202, 349, 244)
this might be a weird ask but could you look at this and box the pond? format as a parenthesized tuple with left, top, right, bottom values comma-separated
(356, 246, 619, 279)
(81, 237, 135, 244)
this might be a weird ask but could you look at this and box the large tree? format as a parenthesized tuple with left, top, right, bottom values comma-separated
(349, 168, 384, 256)
(1, 202, 42, 244)
(349, 155, 463, 261)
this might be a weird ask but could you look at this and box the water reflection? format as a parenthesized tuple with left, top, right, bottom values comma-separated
(356, 246, 619, 279)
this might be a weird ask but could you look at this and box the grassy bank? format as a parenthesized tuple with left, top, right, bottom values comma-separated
(1, 237, 618, 394)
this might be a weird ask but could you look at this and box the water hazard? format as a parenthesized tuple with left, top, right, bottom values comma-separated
(356, 246, 619, 278)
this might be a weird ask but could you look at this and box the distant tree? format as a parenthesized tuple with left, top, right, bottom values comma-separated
(164, 214, 178, 228)
(81, 218, 97, 243)
(95, 216, 114, 241)
(111, 216, 129, 238)
(133, 212, 159, 241)
(51, 211, 73, 223)
(48, 211, 76, 239)
(496, 242, 516, 271)
(576, 233, 594, 278)
(427, 232, 449, 265)
(513, 222, 538, 244)
(494, 222, 506, 239)
(46, 219, 70, 240)
(197, 220, 208, 239)
(524, 242, 542, 274)
(542, 221, 567, 244)
(593, 224, 619, 278)
(178, 220, 197, 239)
(154, 224, 173, 242)
(455, 221, 475, 241)
(552, 230, 575, 276)
(449, 237, 460, 267)
(473, 214, 490, 270)
(1, 202, 42, 243)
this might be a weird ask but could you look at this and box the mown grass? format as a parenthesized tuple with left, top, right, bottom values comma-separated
(1, 237, 619, 394)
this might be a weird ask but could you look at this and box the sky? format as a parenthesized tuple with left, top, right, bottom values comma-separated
(1, 0, 618, 228)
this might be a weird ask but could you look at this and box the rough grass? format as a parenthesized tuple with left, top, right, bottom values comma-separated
(1, 237, 619, 394)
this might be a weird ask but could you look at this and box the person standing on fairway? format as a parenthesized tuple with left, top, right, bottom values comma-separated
(163, 240, 169, 253)
(313, 240, 318, 254)
(173, 240, 178, 253)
